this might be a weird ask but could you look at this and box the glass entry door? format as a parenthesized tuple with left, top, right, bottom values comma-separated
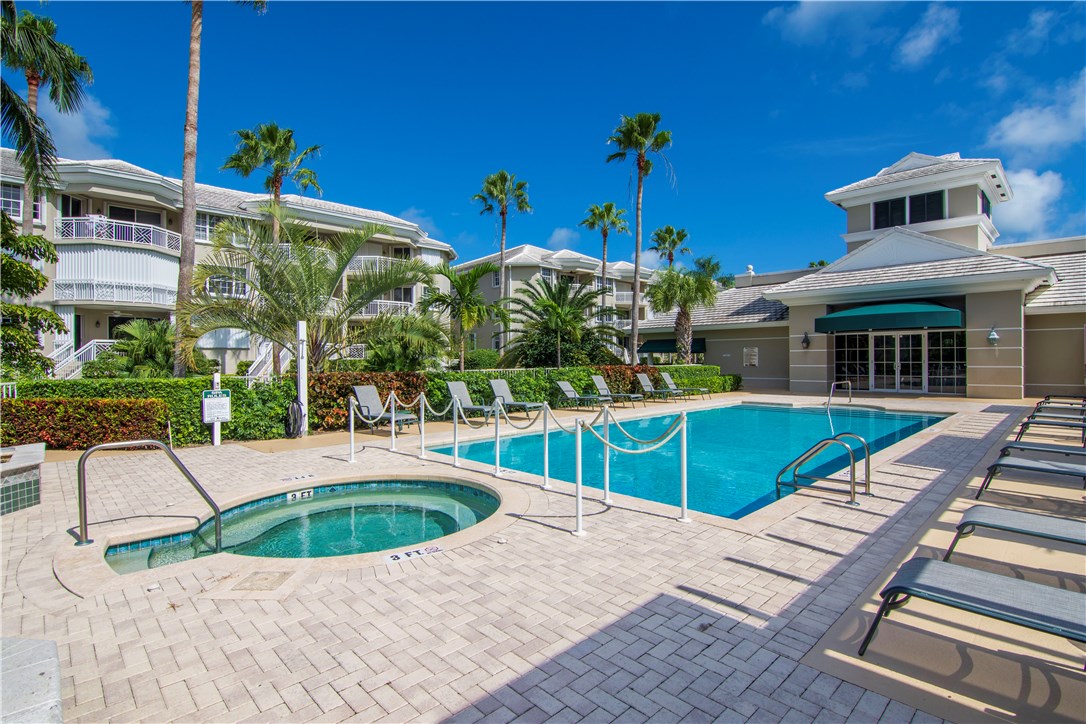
(898, 333, 925, 391)
(871, 332, 926, 392)
(872, 335, 898, 391)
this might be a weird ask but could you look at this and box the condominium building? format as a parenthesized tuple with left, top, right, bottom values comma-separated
(0, 147, 456, 375)
(639, 152, 1085, 399)
(454, 245, 654, 352)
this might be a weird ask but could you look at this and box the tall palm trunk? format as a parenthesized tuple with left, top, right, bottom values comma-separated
(458, 321, 466, 372)
(600, 228, 608, 310)
(498, 207, 507, 349)
(629, 157, 644, 364)
(676, 306, 692, 364)
(20, 73, 40, 236)
(173, 1, 202, 378)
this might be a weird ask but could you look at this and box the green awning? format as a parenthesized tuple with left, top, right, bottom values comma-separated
(815, 302, 962, 333)
(638, 338, 706, 354)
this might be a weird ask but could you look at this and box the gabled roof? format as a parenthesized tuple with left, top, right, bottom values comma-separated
(640, 284, 789, 330)
(457, 243, 651, 278)
(1025, 252, 1086, 311)
(825, 151, 1010, 203)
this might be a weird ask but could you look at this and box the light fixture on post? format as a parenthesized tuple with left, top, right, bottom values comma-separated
(987, 326, 1000, 345)
(801, 331, 811, 349)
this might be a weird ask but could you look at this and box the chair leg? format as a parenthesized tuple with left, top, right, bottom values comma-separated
(974, 467, 999, 500)
(942, 525, 973, 561)
(858, 596, 894, 656)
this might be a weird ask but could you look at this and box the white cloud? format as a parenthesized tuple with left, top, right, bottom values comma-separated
(763, 1, 895, 56)
(987, 69, 1086, 164)
(39, 95, 115, 159)
(397, 206, 444, 238)
(995, 168, 1064, 240)
(1006, 8, 1057, 55)
(894, 4, 960, 69)
(544, 227, 579, 250)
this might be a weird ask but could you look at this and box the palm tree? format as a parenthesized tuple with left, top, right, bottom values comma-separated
(694, 255, 735, 289)
(174, 0, 265, 378)
(502, 277, 619, 369)
(421, 262, 508, 372)
(176, 209, 432, 373)
(605, 113, 672, 363)
(358, 313, 448, 372)
(578, 202, 628, 309)
(645, 268, 718, 364)
(649, 225, 690, 268)
(112, 319, 177, 378)
(472, 170, 531, 345)
(1, 5, 93, 232)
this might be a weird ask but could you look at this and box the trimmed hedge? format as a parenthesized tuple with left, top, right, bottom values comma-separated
(13, 377, 296, 447)
(308, 372, 428, 431)
(662, 365, 742, 393)
(1, 398, 169, 449)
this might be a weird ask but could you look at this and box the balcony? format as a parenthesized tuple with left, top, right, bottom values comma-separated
(55, 216, 181, 252)
(53, 280, 177, 306)
(612, 291, 646, 306)
(613, 319, 633, 331)
(347, 255, 408, 272)
(357, 299, 415, 317)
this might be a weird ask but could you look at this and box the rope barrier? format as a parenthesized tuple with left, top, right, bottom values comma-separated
(580, 417, 683, 454)
(607, 412, 683, 446)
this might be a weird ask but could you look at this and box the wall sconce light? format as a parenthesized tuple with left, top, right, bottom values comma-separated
(801, 332, 811, 349)
(95, 320, 101, 328)
(987, 326, 1000, 345)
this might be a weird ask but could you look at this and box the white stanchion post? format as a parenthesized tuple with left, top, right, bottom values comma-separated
(348, 399, 356, 463)
(493, 400, 502, 476)
(390, 392, 397, 452)
(452, 398, 460, 468)
(418, 394, 426, 460)
(602, 406, 612, 504)
(296, 321, 308, 436)
(573, 418, 585, 537)
(678, 411, 691, 522)
(211, 372, 221, 447)
(542, 403, 552, 490)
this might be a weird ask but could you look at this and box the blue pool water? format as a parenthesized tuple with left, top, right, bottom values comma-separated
(105, 480, 499, 573)
(432, 404, 943, 519)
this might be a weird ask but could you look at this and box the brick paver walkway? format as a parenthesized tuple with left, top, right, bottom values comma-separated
(1, 397, 1026, 722)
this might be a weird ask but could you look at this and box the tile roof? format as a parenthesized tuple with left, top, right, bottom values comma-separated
(640, 284, 788, 329)
(826, 156, 999, 197)
(769, 253, 1054, 295)
(1025, 252, 1086, 310)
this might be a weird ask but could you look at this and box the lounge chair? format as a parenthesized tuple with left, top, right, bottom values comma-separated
(352, 385, 418, 433)
(636, 373, 681, 401)
(489, 378, 543, 416)
(943, 505, 1086, 561)
(1000, 441, 1086, 458)
(1014, 416, 1086, 445)
(591, 375, 644, 407)
(857, 557, 1086, 657)
(661, 371, 709, 400)
(556, 381, 608, 409)
(445, 380, 496, 423)
(974, 455, 1086, 499)
(1044, 394, 1086, 403)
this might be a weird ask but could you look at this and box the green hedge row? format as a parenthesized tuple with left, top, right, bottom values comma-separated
(661, 365, 742, 393)
(308, 372, 428, 432)
(1, 398, 169, 449)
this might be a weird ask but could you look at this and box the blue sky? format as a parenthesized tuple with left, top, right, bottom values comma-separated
(13, 1, 1086, 272)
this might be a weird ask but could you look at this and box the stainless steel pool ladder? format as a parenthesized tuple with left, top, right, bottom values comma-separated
(776, 432, 871, 505)
(75, 439, 222, 552)
(827, 380, 852, 408)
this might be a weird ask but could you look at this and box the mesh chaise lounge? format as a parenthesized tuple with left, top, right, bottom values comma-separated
(556, 381, 609, 409)
(1014, 416, 1086, 445)
(943, 505, 1086, 561)
(636, 373, 682, 401)
(1001, 441, 1086, 458)
(974, 455, 1086, 499)
(591, 375, 644, 407)
(661, 371, 709, 400)
(352, 385, 418, 433)
(857, 557, 1086, 657)
(446, 381, 496, 423)
(489, 378, 543, 416)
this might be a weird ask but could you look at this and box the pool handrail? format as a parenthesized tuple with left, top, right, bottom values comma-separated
(76, 439, 222, 552)
(776, 433, 869, 505)
(827, 380, 852, 408)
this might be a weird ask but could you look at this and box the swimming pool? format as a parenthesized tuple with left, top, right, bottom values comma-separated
(105, 480, 499, 573)
(432, 404, 943, 518)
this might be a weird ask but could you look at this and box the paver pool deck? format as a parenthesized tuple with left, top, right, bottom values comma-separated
(2, 393, 1083, 722)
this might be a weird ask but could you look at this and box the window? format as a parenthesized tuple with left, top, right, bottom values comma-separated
(909, 191, 944, 224)
(60, 194, 83, 218)
(834, 334, 871, 391)
(595, 275, 614, 292)
(0, 183, 40, 221)
(927, 330, 966, 395)
(468, 333, 477, 351)
(392, 287, 414, 303)
(391, 247, 411, 260)
(108, 205, 161, 226)
(195, 213, 225, 242)
(873, 197, 906, 229)
(492, 270, 500, 288)
(980, 190, 992, 219)
(540, 267, 555, 284)
(205, 269, 247, 298)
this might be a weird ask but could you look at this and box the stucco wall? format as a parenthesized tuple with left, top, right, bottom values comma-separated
(965, 289, 1024, 398)
(661, 325, 791, 390)
(947, 185, 979, 218)
(1024, 312, 1086, 397)
(787, 304, 831, 394)
(846, 204, 870, 234)
(929, 225, 985, 250)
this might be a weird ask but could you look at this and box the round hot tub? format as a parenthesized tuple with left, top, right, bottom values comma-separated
(105, 480, 499, 574)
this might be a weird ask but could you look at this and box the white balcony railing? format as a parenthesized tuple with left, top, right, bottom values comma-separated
(51, 339, 118, 379)
(54, 280, 177, 306)
(359, 299, 414, 317)
(611, 291, 646, 306)
(56, 216, 181, 252)
(613, 319, 633, 331)
(347, 255, 408, 272)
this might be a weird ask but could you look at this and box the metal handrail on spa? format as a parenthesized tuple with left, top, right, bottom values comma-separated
(75, 440, 222, 552)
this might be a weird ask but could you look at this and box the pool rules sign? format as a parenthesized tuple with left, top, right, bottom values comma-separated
(202, 389, 232, 423)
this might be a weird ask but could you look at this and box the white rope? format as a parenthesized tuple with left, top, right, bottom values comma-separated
(608, 413, 682, 445)
(456, 401, 490, 429)
(398, 392, 454, 419)
(497, 404, 545, 430)
(350, 392, 394, 426)
(544, 405, 606, 433)
(581, 415, 684, 454)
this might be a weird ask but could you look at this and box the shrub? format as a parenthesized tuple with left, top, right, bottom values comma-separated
(14, 377, 296, 446)
(426, 367, 612, 410)
(234, 359, 254, 376)
(308, 372, 428, 431)
(594, 364, 661, 394)
(328, 358, 367, 372)
(463, 349, 500, 370)
(1, 398, 169, 449)
(663, 364, 742, 393)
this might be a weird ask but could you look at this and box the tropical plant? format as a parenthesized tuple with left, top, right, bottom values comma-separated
(808, 259, 829, 268)
(175, 0, 266, 378)
(649, 225, 690, 267)
(645, 267, 717, 364)
(694, 255, 735, 289)
(358, 313, 448, 372)
(472, 170, 531, 344)
(605, 113, 672, 362)
(501, 277, 620, 369)
(83, 320, 216, 378)
(176, 209, 432, 373)
(0, 211, 64, 378)
(421, 262, 508, 372)
(1, 5, 93, 231)
(579, 202, 628, 308)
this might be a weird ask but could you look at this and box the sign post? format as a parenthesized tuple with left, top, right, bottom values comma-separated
(296, 321, 308, 437)
(202, 375, 231, 447)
